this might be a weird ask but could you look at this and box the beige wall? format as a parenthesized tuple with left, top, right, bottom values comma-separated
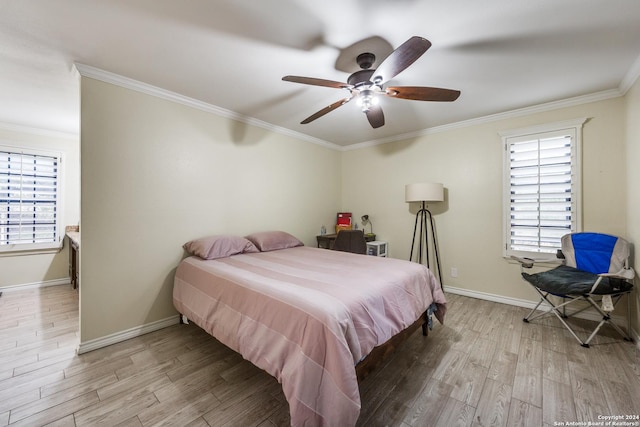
(76, 71, 639, 344)
(79, 77, 342, 342)
(0, 127, 80, 288)
(625, 77, 640, 335)
(342, 97, 628, 305)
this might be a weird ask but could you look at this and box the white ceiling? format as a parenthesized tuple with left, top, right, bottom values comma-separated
(2, 0, 640, 147)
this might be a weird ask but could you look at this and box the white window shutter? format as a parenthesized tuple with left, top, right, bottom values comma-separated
(508, 135, 572, 254)
(501, 118, 584, 258)
(1, 149, 60, 247)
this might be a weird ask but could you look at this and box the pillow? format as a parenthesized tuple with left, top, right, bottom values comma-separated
(183, 235, 259, 260)
(244, 231, 304, 252)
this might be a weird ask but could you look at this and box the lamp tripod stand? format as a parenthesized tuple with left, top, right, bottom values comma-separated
(409, 201, 443, 287)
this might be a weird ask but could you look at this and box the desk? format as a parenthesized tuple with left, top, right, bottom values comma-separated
(66, 231, 80, 289)
(316, 233, 376, 249)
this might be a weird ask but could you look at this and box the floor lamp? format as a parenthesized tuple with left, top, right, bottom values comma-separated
(405, 182, 444, 286)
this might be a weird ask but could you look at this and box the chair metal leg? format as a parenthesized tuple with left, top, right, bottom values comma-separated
(523, 287, 587, 345)
(524, 286, 634, 347)
(582, 295, 633, 346)
(523, 290, 549, 322)
(523, 296, 545, 322)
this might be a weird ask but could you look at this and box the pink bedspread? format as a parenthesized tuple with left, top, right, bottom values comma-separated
(173, 246, 446, 426)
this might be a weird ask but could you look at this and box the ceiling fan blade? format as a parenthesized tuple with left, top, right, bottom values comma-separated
(365, 105, 385, 128)
(283, 75, 351, 89)
(300, 98, 351, 124)
(370, 36, 431, 85)
(386, 86, 461, 102)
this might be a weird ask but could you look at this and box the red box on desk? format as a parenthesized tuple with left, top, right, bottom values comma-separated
(337, 212, 352, 226)
(336, 212, 352, 233)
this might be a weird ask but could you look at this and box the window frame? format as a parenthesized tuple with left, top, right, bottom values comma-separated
(0, 144, 65, 256)
(500, 118, 586, 259)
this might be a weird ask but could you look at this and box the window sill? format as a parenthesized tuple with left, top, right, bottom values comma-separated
(0, 244, 64, 257)
(504, 255, 563, 268)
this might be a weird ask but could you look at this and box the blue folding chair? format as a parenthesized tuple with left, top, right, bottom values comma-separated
(513, 232, 635, 347)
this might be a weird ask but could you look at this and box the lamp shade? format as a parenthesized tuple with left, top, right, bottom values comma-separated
(405, 182, 444, 203)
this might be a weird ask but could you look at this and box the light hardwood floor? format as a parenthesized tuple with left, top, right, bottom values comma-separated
(1, 285, 638, 426)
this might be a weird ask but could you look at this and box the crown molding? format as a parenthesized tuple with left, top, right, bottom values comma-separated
(342, 89, 622, 151)
(498, 116, 588, 138)
(74, 63, 342, 151)
(619, 52, 640, 95)
(73, 64, 626, 153)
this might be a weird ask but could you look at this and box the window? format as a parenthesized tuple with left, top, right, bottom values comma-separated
(501, 118, 586, 258)
(0, 146, 63, 253)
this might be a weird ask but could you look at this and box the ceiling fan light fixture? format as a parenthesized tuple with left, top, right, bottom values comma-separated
(357, 89, 378, 112)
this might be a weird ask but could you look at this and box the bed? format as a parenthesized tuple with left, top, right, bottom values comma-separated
(173, 232, 446, 427)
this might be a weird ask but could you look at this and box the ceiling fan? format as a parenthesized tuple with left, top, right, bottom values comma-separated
(282, 36, 461, 129)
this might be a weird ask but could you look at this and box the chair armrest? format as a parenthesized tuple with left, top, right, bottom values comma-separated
(510, 255, 563, 269)
(510, 256, 535, 268)
(600, 267, 635, 281)
(590, 268, 635, 294)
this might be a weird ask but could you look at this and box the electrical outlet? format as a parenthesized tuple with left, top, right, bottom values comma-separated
(450, 267, 458, 278)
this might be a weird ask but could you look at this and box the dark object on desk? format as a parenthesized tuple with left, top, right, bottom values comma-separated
(317, 232, 375, 249)
(333, 230, 367, 255)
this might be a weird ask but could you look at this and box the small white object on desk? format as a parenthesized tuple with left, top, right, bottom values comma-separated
(367, 241, 387, 257)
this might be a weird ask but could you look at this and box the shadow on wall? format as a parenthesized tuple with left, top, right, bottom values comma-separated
(228, 120, 271, 146)
(146, 265, 182, 326)
(228, 90, 306, 146)
(373, 135, 421, 156)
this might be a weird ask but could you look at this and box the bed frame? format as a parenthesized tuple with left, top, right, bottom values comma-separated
(355, 310, 428, 382)
(181, 310, 429, 384)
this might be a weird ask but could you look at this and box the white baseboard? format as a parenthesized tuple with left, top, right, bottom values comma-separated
(0, 277, 71, 292)
(77, 315, 181, 354)
(444, 285, 635, 330)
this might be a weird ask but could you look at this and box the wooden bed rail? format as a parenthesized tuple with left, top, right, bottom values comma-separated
(355, 311, 429, 382)
(180, 309, 430, 384)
